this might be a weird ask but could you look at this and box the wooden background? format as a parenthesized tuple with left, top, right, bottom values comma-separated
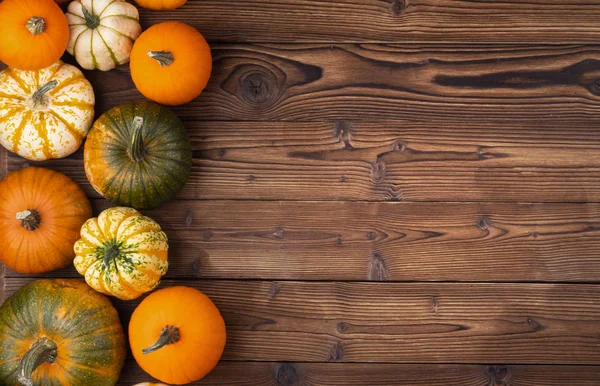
(2, 0, 600, 384)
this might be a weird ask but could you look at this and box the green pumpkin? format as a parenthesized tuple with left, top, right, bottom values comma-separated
(84, 101, 192, 209)
(0, 279, 126, 386)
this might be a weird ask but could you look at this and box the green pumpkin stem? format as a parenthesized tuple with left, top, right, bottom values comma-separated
(81, 7, 100, 29)
(17, 337, 58, 386)
(16, 209, 41, 231)
(128, 116, 146, 162)
(147, 51, 174, 67)
(32, 80, 58, 108)
(26, 16, 46, 35)
(142, 325, 180, 355)
(103, 244, 120, 267)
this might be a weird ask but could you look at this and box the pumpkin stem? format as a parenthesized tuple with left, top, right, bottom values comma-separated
(82, 7, 100, 29)
(17, 337, 58, 386)
(142, 325, 181, 355)
(26, 16, 46, 35)
(128, 116, 145, 162)
(16, 209, 41, 231)
(32, 80, 58, 109)
(147, 51, 174, 67)
(103, 243, 120, 268)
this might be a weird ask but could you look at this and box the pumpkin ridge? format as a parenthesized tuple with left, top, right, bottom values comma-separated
(4, 68, 31, 94)
(66, 11, 86, 21)
(98, 0, 118, 17)
(100, 14, 139, 22)
(0, 105, 25, 125)
(51, 100, 94, 108)
(98, 23, 135, 42)
(139, 161, 168, 204)
(70, 26, 88, 60)
(48, 74, 86, 96)
(10, 109, 32, 153)
(59, 307, 111, 338)
(0, 91, 25, 100)
(47, 62, 67, 81)
(63, 322, 123, 342)
(144, 159, 178, 195)
(97, 28, 120, 66)
(102, 110, 130, 143)
(7, 296, 35, 336)
(37, 112, 54, 159)
(48, 109, 84, 143)
(90, 30, 99, 69)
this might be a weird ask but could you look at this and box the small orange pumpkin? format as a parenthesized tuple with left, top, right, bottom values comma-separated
(0, 167, 92, 273)
(134, 0, 186, 10)
(129, 286, 226, 385)
(130, 22, 212, 106)
(0, 0, 69, 70)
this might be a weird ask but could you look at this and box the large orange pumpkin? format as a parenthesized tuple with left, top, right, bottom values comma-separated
(129, 286, 226, 385)
(0, 0, 69, 70)
(130, 22, 212, 106)
(0, 167, 92, 273)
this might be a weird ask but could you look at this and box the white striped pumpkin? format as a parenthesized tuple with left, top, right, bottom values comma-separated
(0, 61, 95, 161)
(66, 0, 142, 71)
(74, 207, 169, 300)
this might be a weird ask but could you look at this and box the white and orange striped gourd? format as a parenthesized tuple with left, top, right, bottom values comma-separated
(0, 61, 95, 161)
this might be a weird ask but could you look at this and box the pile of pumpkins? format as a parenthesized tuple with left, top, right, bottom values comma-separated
(0, 0, 226, 384)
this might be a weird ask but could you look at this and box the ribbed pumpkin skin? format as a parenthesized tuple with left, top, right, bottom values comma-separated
(66, 0, 142, 71)
(0, 279, 126, 386)
(0, 167, 92, 273)
(74, 206, 169, 300)
(0, 61, 95, 161)
(84, 101, 192, 209)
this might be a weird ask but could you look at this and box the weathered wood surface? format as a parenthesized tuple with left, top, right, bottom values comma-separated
(4, 279, 600, 364)
(9, 119, 600, 202)
(135, 1, 600, 44)
(5, 200, 600, 282)
(72, 44, 600, 121)
(118, 361, 600, 385)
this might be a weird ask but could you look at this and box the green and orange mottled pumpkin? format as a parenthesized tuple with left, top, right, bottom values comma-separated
(0, 279, 126, 386)
(84, 101, 192, 209)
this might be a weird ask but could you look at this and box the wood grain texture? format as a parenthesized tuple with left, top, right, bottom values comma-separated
(135, 0, 600, 44)
(5, 200, 600, 282)
(4, 279, 600, 364)
(75, 44, 600, 121)
(9, 118, 600, 202)
(118, 361, 600, 385)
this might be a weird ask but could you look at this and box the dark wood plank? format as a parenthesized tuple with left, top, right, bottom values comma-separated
(9, 118, 600, 202)
(4, 280, 600, 364)
(6, 200, 600, 282)
(118, 361, 600, 385)
(81, 44, 600, 121)
(135, 0, 600, 44)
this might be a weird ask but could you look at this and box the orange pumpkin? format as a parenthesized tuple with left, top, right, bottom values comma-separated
(130, 22, 212, 106)
(0, 167, 92, 273)
(134, 0, 187, 10)
(0, 0, 69, 70)
(129, 286, 226, 385)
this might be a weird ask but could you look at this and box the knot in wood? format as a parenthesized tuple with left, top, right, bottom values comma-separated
(390, 0, 409, 15)
(485, 365, 509, 383)
(336, 322, 349, 333)
(241, 71, 274, 104)
(275, 363, 298, 385)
